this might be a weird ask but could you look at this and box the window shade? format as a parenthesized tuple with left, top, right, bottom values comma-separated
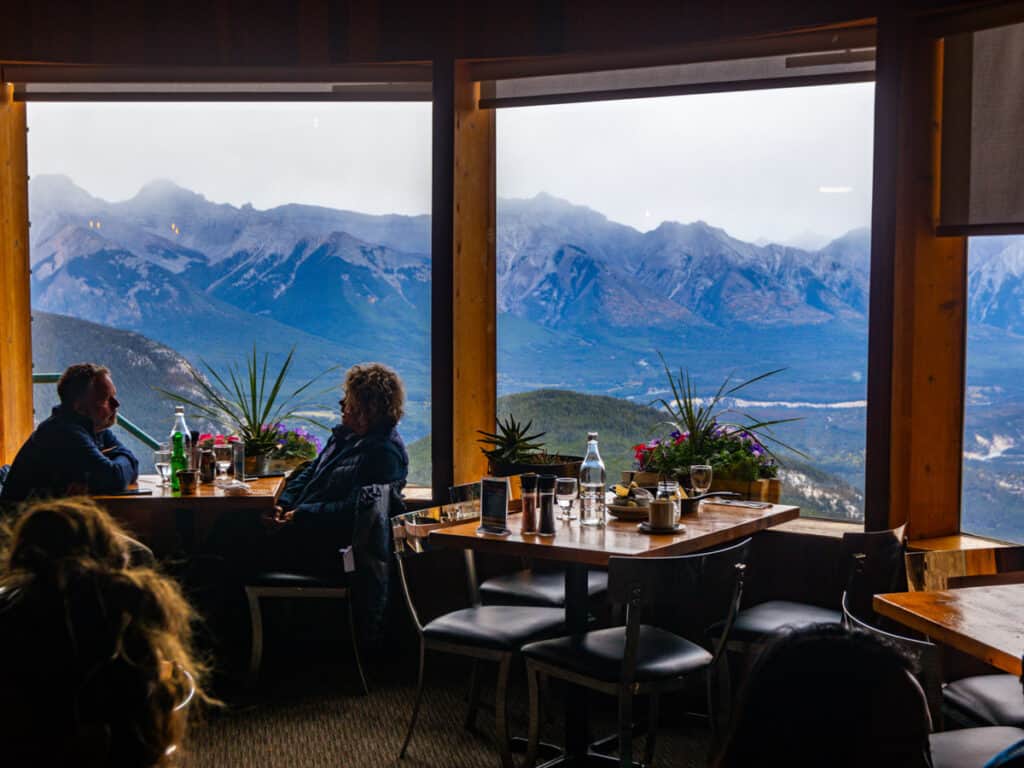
(940, 21, 1024, 235)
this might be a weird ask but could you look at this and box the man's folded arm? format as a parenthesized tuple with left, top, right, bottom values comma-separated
(74, 430, 139, 492)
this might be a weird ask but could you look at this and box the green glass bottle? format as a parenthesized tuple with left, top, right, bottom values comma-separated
(170, 431, 187, 493)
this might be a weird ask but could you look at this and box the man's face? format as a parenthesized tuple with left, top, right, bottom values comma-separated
(77, 374, 120, 432)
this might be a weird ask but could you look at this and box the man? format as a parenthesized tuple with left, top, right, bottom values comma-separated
(1, 363, 139, 501)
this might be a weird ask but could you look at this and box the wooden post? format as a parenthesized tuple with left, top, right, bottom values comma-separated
(0, 82, 33, 465)
(452, 62, 496, 485)
(880, 30, 968, 538)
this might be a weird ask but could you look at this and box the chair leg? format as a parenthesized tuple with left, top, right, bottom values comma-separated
(525, 665, 541, 768)
(618, 689, 634, 768)
(346, 597, 369, 696)
(643, 694, 660, 768)
(708, 656, 732, 755)
(495, 655, 515, 768)
(245, 588, 263, 687)
(464, 658, 482, 731)
(399, 641, 426, 760)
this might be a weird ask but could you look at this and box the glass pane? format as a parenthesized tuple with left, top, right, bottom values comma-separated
(496, 83, 874, 521)
(963, 235, 1024, 541)
(27, 102, 432, 491)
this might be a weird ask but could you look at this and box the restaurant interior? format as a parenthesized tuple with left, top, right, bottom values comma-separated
(3, 1, 1024, 766)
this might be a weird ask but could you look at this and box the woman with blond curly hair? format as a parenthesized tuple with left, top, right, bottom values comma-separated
(0, 498, 211, 767)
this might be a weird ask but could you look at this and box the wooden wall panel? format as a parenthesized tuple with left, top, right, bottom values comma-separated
(0, 84, 33, 465)
(451, 62, 496, 485)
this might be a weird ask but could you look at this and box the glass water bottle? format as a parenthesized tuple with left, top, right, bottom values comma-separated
(579, 431, 607, 527)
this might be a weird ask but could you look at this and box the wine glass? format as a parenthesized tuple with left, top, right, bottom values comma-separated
(555, 477, 578, 521)
(690, 464, 713, 497)
(213, 444, 233, 477)
(154, 445, 172, 486)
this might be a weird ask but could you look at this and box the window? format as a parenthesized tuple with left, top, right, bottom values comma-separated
(496, 83, 874, 520)
(27, 102, 433, 488)
(962, 235, 1024, 541)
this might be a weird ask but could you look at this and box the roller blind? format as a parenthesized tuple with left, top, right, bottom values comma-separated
(940, 21, 1024, 235)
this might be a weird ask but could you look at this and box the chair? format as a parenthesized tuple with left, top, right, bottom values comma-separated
(450, 480, 610, 608)
(394, 516, 567, 768)
(726, 523, 906, 651)
(522, 538, 752, 768)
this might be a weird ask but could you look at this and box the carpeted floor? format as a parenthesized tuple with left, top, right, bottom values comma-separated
(183, 654, 713, 768)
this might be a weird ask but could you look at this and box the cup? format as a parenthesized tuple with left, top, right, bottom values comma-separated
(231, 441, 246, 479)
(649, 499, 676, 530)
(176, 469, 199, 495)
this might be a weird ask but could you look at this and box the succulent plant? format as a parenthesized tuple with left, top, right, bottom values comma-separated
(477, 415, 547, 464)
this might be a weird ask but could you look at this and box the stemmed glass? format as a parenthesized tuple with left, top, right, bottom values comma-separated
(555, 477, 578, 521)
(690, 464, 713, 496)
(154, 445, 172, 486)
(213, 444, 233, 478)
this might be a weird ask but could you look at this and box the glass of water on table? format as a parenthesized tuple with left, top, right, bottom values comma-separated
(154, 444, 172, 486)
(555, 477, 578, 520)
(213, 444, 233, 477)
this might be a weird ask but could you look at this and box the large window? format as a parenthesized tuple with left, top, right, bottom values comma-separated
(27, 102, 432, 486)
(496, 83, 874, 520)
(963, 235, 1024, 541)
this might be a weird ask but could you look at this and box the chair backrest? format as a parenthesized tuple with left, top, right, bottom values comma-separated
(449, 481, 481, 504)
(840, 523, 907, 620)
(905, 546, 1024, 592)
(841, 591, 943, 729)
(608, 537, 751, 674)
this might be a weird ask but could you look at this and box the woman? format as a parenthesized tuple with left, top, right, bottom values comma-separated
(0, 498, 211, 767)
(270, 362, 408, 569)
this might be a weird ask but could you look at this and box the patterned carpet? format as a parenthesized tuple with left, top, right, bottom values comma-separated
(183, 654, 713, 768)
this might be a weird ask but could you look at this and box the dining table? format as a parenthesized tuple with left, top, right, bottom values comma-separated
(93, 473, 287, 557)
(418, 500, 800, 767)
(874, 584, 1024, 676)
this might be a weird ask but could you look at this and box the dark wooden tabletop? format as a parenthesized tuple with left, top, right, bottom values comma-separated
(427, 502, 800, 566)
(874, 585, 1024, 676)
(94, 474, 285, 510)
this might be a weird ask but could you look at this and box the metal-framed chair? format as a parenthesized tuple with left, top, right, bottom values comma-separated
(393, 515, 567, 768)
(522, 538, 751, 768)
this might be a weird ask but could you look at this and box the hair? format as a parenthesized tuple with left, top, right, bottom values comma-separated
(0, 498, 213, 767)
(344, 362, 405, 429)
(57, 363, 112, 406)
(715, 624, 931, 768)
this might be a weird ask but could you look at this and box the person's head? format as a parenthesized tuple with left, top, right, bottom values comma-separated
(715, 624, 932, 768)
(341, 363, 405, 435)
(58, 363, 120, 432)
(0, 498, 211, 766)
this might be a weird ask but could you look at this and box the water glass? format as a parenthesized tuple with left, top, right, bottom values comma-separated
(232, 441, 246, 479)
(656, 479, 680, 521)
(690, 464, 713, 496)
(555, 477, 578, 520)
(154, 445, 172, 486)
(213, 444, 233, 476)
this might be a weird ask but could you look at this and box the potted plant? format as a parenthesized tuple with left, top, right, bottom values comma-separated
(630, 354, 808, 502)
(477, 415, 583, 477)
(156, 346, 333, 476)
(268, 424, 322, 472)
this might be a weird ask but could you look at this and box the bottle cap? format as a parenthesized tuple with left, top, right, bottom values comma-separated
(175, 405, 184, 413)
(520, 473, 538, 492)
(587, 431, 598, 440)
(537, 474, 556, 492)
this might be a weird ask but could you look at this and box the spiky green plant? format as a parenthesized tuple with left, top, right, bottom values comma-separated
(477, 415, 547, 464)
(155, 346, 336, 456)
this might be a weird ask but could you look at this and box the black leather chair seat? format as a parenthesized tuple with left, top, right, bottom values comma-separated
(423, 606, 565, 651)
(247, 571, 345, 589)
(946, 675, 1024, 727)
(523, 625, 712, 683)
(728, 600, 842, 642)
(479, 569, 609, 607)
(930, 726, 1024, 768)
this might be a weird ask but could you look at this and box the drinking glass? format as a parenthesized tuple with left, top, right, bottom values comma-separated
(213, 444, 233, 477)
(690, 464, 713, 496)
(555, 477, 578, 521)
(154, 445, 172, 486)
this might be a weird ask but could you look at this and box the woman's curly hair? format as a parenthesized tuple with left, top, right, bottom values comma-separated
(344, 362, 405, 429)
(0, 498, 214, 767)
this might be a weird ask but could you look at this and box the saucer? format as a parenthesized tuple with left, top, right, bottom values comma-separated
(637, 521, 685, 534)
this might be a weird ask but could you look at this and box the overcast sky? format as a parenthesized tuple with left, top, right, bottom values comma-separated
(28, 81, 873, 246)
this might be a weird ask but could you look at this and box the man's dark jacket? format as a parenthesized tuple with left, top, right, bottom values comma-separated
(1, 406, 139, 502)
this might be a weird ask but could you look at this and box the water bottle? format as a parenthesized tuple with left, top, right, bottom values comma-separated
(169, 406, 192, 469)
(579, 431, 606, 527)
(170, 431, 188, 493)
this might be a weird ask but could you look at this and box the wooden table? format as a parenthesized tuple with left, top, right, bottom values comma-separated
(93, 474, 286, 556)
(428, 501, 799, 767)
(874, 585, 1024, 676)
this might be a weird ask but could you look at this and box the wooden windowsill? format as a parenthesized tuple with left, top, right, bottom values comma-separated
(909, 534, 1013, 552)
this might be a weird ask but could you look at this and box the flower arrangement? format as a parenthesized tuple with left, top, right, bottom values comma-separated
(271, 425, 322, 462)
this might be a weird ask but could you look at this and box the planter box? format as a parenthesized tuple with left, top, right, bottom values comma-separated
(623, 471, 781, 503)
(489, 456, 584, 478)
